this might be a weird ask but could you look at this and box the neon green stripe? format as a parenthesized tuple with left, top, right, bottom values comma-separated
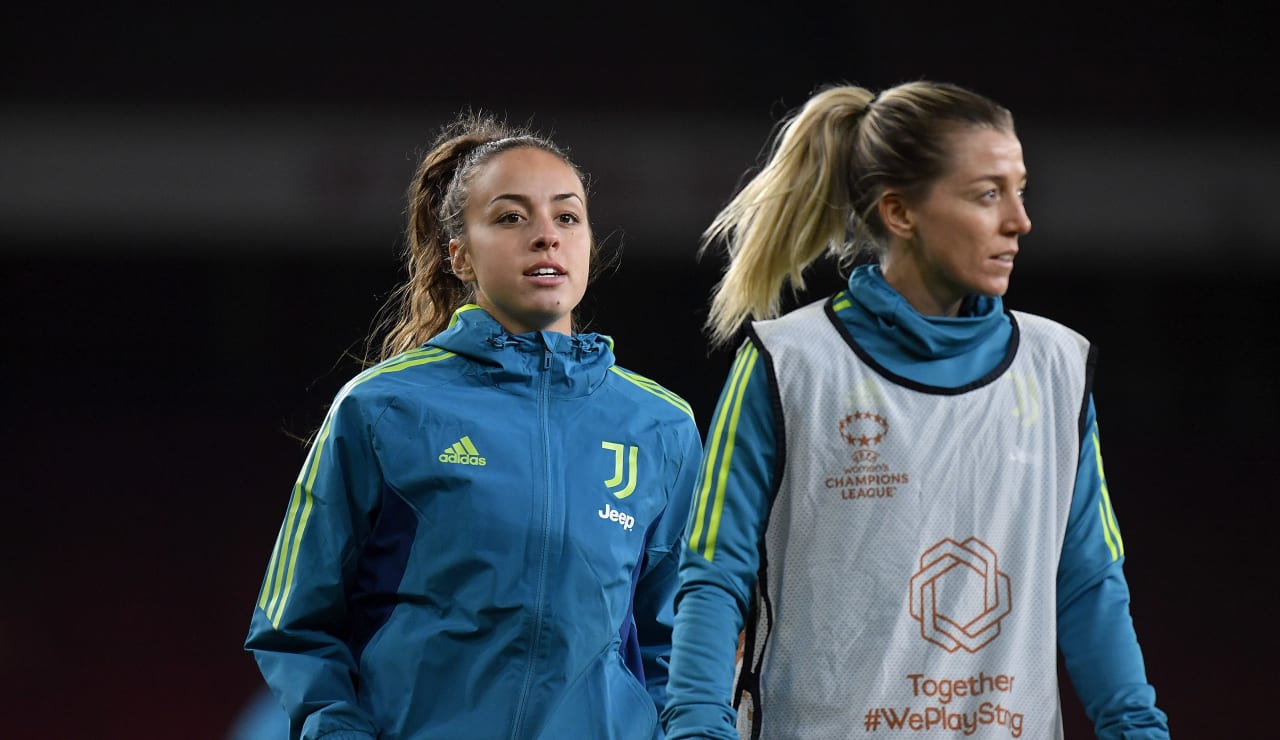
(371, 347, 451, 376)
(1102, 480, 1125, 558)
(271, 476, 319, 627)
(832, 290, 852, 312)
(688, 347, 753, 552)
(609, 366, 695, 419)
(704, 347, 758, 561)
(370, 345, 443, 368)
(461, 436, 479, 455)
(1092, 431, 1126, 560)
(1098, 501, 1118, 561)
(262, 479, 307, 615)
(637, 378, 694, 417)
(262, 348, 458, 627)
(267, 415, 337, 623)
(330, 347, 448, 392)
(256, 518, 288, 610)
(689, 347, 753, 551)
(265, 477, 316, 621)
(256, 549, 278, 609)
(610, 367, 693, 415)
(1106, 498, 1124, 557)
(258, 482, 305, 611)
(689, 345, 757, 558)
(448, 303, 484, 328)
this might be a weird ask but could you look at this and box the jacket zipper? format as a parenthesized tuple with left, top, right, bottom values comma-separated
(510, 346, 554, 738)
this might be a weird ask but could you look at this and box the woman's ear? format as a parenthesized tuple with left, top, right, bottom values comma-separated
(877, 191, 915, 241)
(448, 238, 473, 281)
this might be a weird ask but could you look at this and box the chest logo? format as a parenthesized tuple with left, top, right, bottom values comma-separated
(439, 435, 487, 466)
(598, 502, 636, 531)
(839, 410, 888, 448)
(1008, 372, 1042, 428)
(909, 537, 1012, 653)
(601, 441, 638, 499)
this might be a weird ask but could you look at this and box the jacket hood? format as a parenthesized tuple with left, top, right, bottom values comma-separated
(426, 304, 616, 397)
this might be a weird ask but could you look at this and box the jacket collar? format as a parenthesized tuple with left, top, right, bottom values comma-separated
(846, 264, 1006, 360)
(427, 304, 615, 397)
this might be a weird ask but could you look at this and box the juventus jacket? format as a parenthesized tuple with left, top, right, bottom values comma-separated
(246, 305, 702, 740)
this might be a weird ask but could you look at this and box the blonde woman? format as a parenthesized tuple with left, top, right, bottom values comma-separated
(662, 82, 1168, 739)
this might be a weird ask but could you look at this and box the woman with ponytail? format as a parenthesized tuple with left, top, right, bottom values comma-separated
(245, 112, 702, 740)
(662, 82, 1168, 739)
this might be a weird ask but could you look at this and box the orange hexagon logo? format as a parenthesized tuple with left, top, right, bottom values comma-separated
(909, 537, 1012, 653)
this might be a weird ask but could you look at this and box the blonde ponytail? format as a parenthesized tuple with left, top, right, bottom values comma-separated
(702, 86, 876, 347)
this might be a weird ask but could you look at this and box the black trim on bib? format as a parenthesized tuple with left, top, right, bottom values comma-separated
(733, 551, 772, 740)
(736, 325, 784, 739)
(823, 297, 1021, 395)
(1079, 343, 1099, 445)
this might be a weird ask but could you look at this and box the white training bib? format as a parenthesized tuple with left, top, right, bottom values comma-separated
(737, 299, 1091, 740)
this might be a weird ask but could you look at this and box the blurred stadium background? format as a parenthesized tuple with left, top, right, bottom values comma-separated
(2, 3, 1273, 737)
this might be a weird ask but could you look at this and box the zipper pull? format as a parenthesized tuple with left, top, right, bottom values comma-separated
(544, 349, 552, 370)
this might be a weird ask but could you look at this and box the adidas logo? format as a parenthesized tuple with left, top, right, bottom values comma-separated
(438, 435, 487, 466)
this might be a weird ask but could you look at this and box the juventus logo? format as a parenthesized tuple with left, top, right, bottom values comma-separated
(601, 441, 638, 499)
(1009, 372, 1041, 429)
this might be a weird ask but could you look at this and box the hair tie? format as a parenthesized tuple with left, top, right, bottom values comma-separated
(853, 91, 881, 125)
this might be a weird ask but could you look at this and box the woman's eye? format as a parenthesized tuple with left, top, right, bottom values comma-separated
(557, 213, 581, 224)
(497, 212, 524, 224)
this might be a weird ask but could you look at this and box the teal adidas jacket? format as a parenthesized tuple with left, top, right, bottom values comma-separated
(246, 305, 702, 740)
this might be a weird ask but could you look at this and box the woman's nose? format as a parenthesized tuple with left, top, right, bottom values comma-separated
(1005, 199, 1032, 235)
(531, 214, 560, 250)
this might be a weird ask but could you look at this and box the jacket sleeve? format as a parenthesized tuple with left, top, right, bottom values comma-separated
(1057, 396, 1170, 739)
(632, 409, 705, 728)
(244, 389, 383, 740)
(662, 341, 777, 740)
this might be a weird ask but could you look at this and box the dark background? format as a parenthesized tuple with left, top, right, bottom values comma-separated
(3, 3, 1275, 738)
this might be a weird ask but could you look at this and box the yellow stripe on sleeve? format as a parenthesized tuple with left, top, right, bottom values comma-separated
(264, 414, 335, 624)
(609, 367, 695, 419)
(704, 348, 759, 561)
(258, 348, 458, 627)
(1092, 430, 1126, 560)
(832, 290, 852, 313)
(256, 516, 288, 610)
(1098, 501, 1119, 561)
(689, 344, 758, 559)
(688, 346, 753, 552)
(259, 471, 310, 613)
